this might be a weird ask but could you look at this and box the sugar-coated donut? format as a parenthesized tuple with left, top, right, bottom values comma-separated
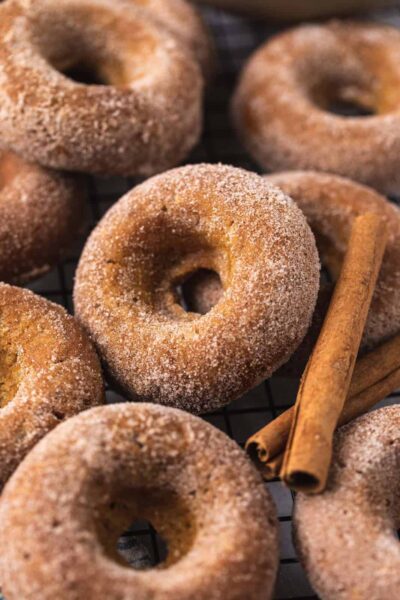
(0, 403, 279, 600)
(0, 0, 203, 176)
(74, 164, 320, 413)
(233, 22, 400, 195)
(266, 171, 400, 351)
(128, 0, 214, 78)
(0, 284, 104, 491)
(294, 406, 400, 600)
(0, 151, 86, 283)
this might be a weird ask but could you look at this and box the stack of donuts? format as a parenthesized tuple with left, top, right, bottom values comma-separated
(0, 0, 399, 598)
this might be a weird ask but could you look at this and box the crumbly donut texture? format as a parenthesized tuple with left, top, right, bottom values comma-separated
(0, 284, 104, 491)
(0, 403, 279, 600)
(74, 164, 320, 413)
(0, 0, 203, 176)
(294, 406, 400, 600)
(266, 171, 400, 351)
(0, 151, 86, 283)
(233, 21, 400, 195)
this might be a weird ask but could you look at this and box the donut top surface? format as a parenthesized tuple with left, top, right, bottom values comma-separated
(74, 163, 320, 412)
(0, 403, 279, 600)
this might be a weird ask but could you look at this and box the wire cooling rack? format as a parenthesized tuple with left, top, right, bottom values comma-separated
(24, 4, 400, 599)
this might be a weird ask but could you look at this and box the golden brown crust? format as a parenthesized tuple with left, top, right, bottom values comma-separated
(266, 171, 400, 351)
(233, 21, 400, 195)
(294, 406, 400, 600)
(0, 0, 203, 176)
(74, 164, 320, 413)
(0, 284, 104, 491)
(0, 151, 86, 283)
(0, 403, 279, 600)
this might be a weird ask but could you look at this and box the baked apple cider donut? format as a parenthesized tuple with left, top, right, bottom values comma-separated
(233, 21, 400, 195)
(0, 0, 203, 176)
(0, 284, 104, 491)
(74, 164, 320, 413)
(0, 150, 86, 283)
(294, 406, 400, 600)
(0, 403, 279, 600)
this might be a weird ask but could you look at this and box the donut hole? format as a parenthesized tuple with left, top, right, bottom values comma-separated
(326, 96, 374, 117)
(47, 51, 127, 87)
(118, 221, 230, 320)
(117, 519, 168, 570)
(96, 487, 195, 571)
(60, 62, 107, 86)
(312, 79, 376, 117)
(33, 5, 160, 88)
(176, 269, 223, 314)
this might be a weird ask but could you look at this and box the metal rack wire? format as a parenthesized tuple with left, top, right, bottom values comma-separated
(26, 5, 400, 599)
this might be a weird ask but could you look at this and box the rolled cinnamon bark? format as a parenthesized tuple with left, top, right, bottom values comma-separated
(246, 332, 400, 479)
(279, 214, 387, 493)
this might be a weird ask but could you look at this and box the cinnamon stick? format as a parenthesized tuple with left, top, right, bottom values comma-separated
(246, 332, 400, 479)
(279, 214, 387, 493)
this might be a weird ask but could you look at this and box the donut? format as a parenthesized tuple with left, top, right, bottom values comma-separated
(265, 171, 400, 351)
(195, 0, 394, 21)
(232, 21, 400, 195)
(0, 403, 279, 600)
(74, 163, 320, 413)
(293, 405, 400, 599)
(0, 0, 203, 176)
(0, 283, 104, 491)
(0, 150, 86, 283)
(128, 0, 214, 78)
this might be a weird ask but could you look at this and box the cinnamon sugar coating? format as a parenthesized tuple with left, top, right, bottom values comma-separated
(233, 21, 400, 195)
(0, 0, 203, 176)
(0, 151, 86, 283)
(127, 0, 214, 78)
(74, 164, 320, 413)
(0, 284, 104, 491)
(0, 403, 279, 600)
(294, 406, 400, 600)
(266, 171, 400, 352)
